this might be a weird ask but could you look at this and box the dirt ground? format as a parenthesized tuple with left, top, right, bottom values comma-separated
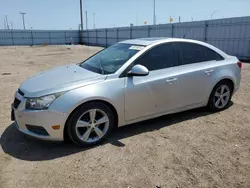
(0, 45, 249, 188)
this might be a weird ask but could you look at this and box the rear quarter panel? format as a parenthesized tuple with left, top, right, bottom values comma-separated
(208, 57, 241, 101)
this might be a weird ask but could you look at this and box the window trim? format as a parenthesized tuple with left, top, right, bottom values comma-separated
(119, 42, 179, 78)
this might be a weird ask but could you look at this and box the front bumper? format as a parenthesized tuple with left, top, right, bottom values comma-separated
(11, 91, 68, 141)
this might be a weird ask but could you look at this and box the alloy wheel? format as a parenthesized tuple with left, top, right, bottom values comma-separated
(213, 84, 231, 109)
(75, 109, 109, 143)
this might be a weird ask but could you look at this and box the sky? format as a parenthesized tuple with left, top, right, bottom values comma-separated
(0, 0, 250, 30)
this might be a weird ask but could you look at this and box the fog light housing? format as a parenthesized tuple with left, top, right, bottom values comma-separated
(26, 124, 49, 136)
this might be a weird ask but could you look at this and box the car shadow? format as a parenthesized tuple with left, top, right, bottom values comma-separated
(0, 103, 233, 161)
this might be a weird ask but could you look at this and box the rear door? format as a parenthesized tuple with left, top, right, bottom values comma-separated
(124, 43, 180, 121)
(173, 42, 224, 108)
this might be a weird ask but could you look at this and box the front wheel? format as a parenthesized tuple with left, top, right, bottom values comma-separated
(207, 80, 233, 112)
(67, 102, 115, 147)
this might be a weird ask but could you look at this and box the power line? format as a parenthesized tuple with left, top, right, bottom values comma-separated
(20, 12, 26, 30)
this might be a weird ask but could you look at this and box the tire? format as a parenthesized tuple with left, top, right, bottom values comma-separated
(207, 80, 233, 112)
(67, 102, 115, 147)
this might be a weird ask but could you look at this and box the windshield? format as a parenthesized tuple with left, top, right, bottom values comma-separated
(80, 43, 144, 74)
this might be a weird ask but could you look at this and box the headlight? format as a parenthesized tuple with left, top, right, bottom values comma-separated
(26, 92, 64, 110)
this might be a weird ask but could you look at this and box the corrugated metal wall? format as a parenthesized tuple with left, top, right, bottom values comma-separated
(0, 16, 250, 60)
(83, 16, 250, 60)
(0, 30, 80, 46)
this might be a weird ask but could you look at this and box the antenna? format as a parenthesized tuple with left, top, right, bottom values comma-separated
(183, 27, 192, 38)
(183, 32, 188, 38)
(183, 19, 195, 38)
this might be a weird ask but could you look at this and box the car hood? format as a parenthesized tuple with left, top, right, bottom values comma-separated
(20, 64, 107, 98)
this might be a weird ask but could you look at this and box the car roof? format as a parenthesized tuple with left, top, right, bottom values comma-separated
(119, 37, 228, 58)
(119, 37, 212, 47)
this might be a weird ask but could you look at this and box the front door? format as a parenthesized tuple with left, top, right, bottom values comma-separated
(124, 43, 180, 121)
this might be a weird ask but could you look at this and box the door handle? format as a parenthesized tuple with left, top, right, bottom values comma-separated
(205, 69, 214, 75)
(166, 78, 177, 84)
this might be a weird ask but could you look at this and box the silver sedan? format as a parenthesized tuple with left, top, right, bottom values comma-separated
(11, 38, 241, 146)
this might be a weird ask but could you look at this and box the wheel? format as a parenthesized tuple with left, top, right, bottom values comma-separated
(207, 80, 233, 112)
(67, 102, 115, 147)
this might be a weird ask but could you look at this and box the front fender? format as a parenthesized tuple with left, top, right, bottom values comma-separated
(49, 77, 126, 127)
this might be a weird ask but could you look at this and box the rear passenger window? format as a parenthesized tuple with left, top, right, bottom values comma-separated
(177, 43, 206, 65)
(175, 42, 224, 65)
(203, 47, 224, 61)
(133, 43, 178, 71)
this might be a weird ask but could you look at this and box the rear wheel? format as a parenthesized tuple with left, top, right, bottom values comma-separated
(67, 102, 115, 146)
(208, 80, 233, 112)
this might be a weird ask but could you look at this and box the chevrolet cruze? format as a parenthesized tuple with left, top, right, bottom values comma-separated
(11, 38, 241, 146)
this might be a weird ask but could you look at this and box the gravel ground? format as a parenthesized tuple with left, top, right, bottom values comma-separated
(0, 45, 249, 188)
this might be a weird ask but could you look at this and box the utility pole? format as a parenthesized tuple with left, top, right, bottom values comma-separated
(80, 0, 83, 30)
(20, 12, 26, 30)
(5, 15, 10, 30)
(4, 18, 6, 29)
(153, 0, 156, 25)
(211, 10, 218, 20)
(85, 11, 88, 30)
(136, 13, 138, 26)
(179, 16, 181, 23)
(93, 13, 96, 29)
(10, 22, 13, 30)
(135, 0, 138, 26)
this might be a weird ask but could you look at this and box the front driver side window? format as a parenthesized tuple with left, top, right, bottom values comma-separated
(133, 43, 178, 71)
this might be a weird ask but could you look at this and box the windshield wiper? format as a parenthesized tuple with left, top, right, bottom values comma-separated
(99, 56, 104, 75)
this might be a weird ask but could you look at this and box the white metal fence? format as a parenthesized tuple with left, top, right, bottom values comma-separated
(82, 16, 250, 60)
(0, 16, 250, 60)
(0, 30, 80, 46)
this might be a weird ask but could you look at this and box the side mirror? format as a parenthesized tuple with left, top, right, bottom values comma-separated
(128, 64, 149, 77)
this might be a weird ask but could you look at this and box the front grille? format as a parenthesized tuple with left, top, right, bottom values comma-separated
(13, 98, 21, 109)
(26, 124, 49, 136)
(18, 89, 24, 96)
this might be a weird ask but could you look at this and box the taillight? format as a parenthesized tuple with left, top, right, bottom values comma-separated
(237, 61, 242, 69)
